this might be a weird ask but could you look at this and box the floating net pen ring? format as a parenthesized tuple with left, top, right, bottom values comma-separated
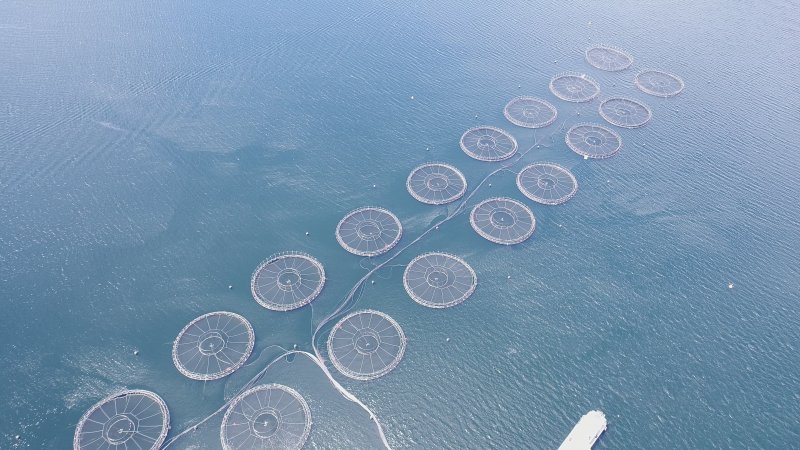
(634, 69, 685, 97)
(459, 126, 518, 161)
(565, 123, 623, 159)
(598, 97, 652, 128)
(251, 252, 326, 311)
(503, 96, 558, 128)
(220, 383, 312, 450)
(516, 163, 578, 205)
(336, 207, 403, 257)
(469, 197, 536, 245)
(74, 389, 170, 450)
(327, 309, 407, 381)
(549, 72, 600, 103)
(403, 252, 477, 308)
(172, 311, 255, 381)
(406, 162, 467, 205)
(585, 45, 634, 71)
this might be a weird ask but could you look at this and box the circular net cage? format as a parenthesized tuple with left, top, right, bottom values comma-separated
(336, 207, 403, 257)
(403, 252, 477, 309)
(503, 96, 558, 128)
(634, 70, 685, 97)
(585, 46, 634, 71)
(327, 309, 407, 381)
(459, 126, 518, 162)
(251, 252, 326, 311)
(598, 97, 652, 128)
(406, 163, 467, 205)
(470, 197, 536, 245)
(565, 123, 623, 159)
(549, 72, 600, 103)
(74, 390, 169, 450)
(220, 384, 311, 450)
(516, 163, 578, 205)
(172, 311, 255, 381)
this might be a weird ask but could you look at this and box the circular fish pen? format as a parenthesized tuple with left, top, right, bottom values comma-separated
(634, 70, 685, 97)
(172, 311, 255, 381)
(336, 207, 403, 257)
(251, 252, 326, 311)
(565, 123, 623, 159)
(470, 197, 536, 245)
(598, 97, 652, 128)
(406, 163, 467, 205)
(220, 384, 312, 450)
(403, 252, 477, 308)
(459, 126, 518, 161)
(503, 96, 558, 128)
(585, 45, 634, 71)
(327, 309, 407, 381)
(549, 72, 600, 103)
(516, 163, 578, 205)
(74, 390, 169, 450)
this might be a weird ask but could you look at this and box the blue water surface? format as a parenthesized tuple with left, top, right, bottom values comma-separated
(1, 0, 799, 448)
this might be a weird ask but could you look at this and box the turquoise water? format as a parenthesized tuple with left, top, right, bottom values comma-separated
(2, 0, 799, 448)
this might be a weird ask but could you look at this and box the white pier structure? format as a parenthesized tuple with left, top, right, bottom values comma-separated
(558, 410, 607, 450)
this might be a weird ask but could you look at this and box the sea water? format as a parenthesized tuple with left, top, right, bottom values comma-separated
(1, 0, 799, 448)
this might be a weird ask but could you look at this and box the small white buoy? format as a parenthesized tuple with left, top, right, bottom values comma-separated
(518, 84, 521, 88)
(728, 282, 734, 289)
(305, 231, 309, 236)
(410, 95, 414, 100)
(373, 184, 376, 188)
(577, 112, 581, 116)
(293, 344, 298, 349)
(426, 147, 429, 151)
(584, 155, 589, 160)
(371, 280, 375, 284)
(446, 338, 451, 342)
(15, 435, 21, 440)
(475, 114, 478, 118)
(507, 275, 511, 279)
(133, 350, 139, 356)
(435, 226, 439, 230)
(536, 144, 540, 148)
(228, 285, 233, 290)
(488, 183, 492, 187)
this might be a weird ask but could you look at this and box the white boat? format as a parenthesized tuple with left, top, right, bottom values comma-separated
(557, 410, 607, 450)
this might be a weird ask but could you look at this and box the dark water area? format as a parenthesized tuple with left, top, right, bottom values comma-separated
(1, 0, 799, 448)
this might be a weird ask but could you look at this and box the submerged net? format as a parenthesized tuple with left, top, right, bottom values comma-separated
(585, 46, 634, 71)
(336, 207, 403, 257)
(549, 72, 600, 103)
(403, 252, 477, 308)
(634, 70, 685, 97)
(598, 97, 652, 128)
(327, 309, 407, 381)
(251, 252, 326, 311)
(516, 163, 578, 205)
(74, 390, 169, 450)
(470, 197, 536, 245)
(172, 311, 255, 381)
(459, 126, 518, 161)
(406, 163, 467, 205)
(503, 97, 558, 128)
(565, 123, 623, 159)
(220, 384, 312, 450)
